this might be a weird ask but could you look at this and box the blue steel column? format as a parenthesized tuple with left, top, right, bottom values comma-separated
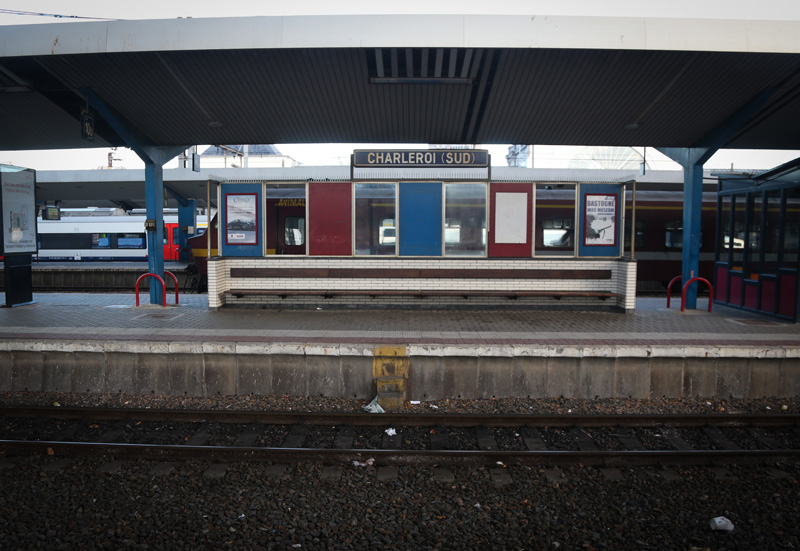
(655, 87, 776, 309)
(177, 199, 197, 262)
(144, 161, 165, 304)
(657, 148, 712, 310)
(81, 88, 188, 305)
(683, 159, 705, 309)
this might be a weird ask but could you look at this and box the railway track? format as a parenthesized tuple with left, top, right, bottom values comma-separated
(1, 406, 799, 467)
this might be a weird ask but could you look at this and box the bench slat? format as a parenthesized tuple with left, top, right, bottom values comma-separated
(224, 289, 619, 299)
(230, 267, 612, 280)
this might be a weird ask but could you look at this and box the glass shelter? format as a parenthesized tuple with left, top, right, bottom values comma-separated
(715, 160, 800, 322)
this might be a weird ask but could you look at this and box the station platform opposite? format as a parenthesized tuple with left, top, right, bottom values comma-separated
(0, 292, 797, 403)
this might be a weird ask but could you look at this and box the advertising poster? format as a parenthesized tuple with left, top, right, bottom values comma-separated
(225, 193, 258, 245)
(1, 168, 37, 255)
(583, 193, 617, 247)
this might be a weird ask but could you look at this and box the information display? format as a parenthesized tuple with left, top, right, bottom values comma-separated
(224, 193, 258, 245)
(0, 166, 37, 255)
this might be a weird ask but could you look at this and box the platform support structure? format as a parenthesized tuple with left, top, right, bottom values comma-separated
(177, 199, 197, 263)
(166, 186, 197, 263)
(82, 89, 188, 305)
(657, 88, 775, 309)
(655, 148, 712, 310)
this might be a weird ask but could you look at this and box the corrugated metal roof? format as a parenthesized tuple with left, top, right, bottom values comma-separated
(2, 16, 800, 152)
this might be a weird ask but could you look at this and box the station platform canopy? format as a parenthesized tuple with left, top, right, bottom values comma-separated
(2, 14, 800, 153)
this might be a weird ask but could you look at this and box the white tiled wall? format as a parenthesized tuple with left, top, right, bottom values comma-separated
(207, 257, 637, 311)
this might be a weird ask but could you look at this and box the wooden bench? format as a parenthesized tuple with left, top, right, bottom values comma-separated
(225, 288, 618, 300)
(223, 267, 620, 302)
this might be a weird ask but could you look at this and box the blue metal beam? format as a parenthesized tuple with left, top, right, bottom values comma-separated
(81, 88, 188, 305)
(177, 200, 197, 263)
(657, 88, 776, 310)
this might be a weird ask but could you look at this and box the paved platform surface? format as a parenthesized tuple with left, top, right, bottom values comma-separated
(0, 292, 796, 347)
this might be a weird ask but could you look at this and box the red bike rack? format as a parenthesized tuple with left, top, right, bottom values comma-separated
(681, 277, 713, 313)
(164, 270, 179, 305)
(666, 276, 682, 309)
(135, 273, 167, 307)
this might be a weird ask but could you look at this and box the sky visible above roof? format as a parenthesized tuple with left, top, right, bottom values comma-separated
(2, 1, 800, 25)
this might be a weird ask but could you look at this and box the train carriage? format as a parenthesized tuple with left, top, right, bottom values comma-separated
(36, 208, 208, 262)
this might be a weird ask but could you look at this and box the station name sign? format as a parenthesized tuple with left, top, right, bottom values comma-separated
(353, 149, 489, 168)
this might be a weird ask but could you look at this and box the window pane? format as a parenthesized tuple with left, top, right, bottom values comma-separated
(266, 184, 306, 255)
(748, 194, 763, 274)
(732, 195, 746, 268)
(785, 188, 800, 268)
(763, 191, 781, 274)
(284, 216, 305, 246)
(665, 220, 682, 248)
(92, 233, 111, 249)
(444, 183, 486, 256)
(355, 183, 396, 255)
(535, 184, 575, 256)
(624, 220, 645, 250)
(118, 233, 146, 249)
(719, 195, 732, 260)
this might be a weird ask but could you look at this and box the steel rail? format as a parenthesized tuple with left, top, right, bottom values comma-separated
(1, 439, 799, 467)
(2, 406, 799, 427)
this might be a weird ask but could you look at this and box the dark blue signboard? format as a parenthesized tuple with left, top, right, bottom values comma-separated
(354, 149, 489, 168)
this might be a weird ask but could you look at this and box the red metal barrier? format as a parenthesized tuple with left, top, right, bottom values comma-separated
(666, 276, 682, 308)
(164, 270, 179, 305)
(135, 273, 167, 307)
(681, 277, 713, 313)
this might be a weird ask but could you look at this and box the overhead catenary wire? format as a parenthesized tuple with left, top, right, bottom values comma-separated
(0, 8, 119, 21)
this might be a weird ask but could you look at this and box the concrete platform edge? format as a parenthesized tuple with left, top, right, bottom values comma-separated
(2, 340, 798, 400)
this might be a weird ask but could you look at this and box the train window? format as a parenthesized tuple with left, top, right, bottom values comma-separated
(535, 184, 576, 256)
(92, 233, 111, 249)
(540, 219, 574, 247)
(444, 183, 486, 256)
(664, 221, 702, 249)
(355, 183, 396, 255)
(117, 233, 146, 249)
(39, 233, 92, 249)
(284, 216, 305, 246)
(624, 220, 645, 250)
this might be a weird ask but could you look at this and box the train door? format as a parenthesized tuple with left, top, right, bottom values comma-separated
(489, 183, 532, 257)
(265, 184, 306, 255)
(163, 223, 179, 260)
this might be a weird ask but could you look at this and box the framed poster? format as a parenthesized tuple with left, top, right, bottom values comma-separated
(225, 192, 258, 245)
(583, 193, 617, 247)
(1, 167, 37, 255)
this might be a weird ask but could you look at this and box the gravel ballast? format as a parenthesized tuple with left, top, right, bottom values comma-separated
(1, 392, 798, 550)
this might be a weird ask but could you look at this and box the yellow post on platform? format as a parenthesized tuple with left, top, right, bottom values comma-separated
(373, 346, 409, 411)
